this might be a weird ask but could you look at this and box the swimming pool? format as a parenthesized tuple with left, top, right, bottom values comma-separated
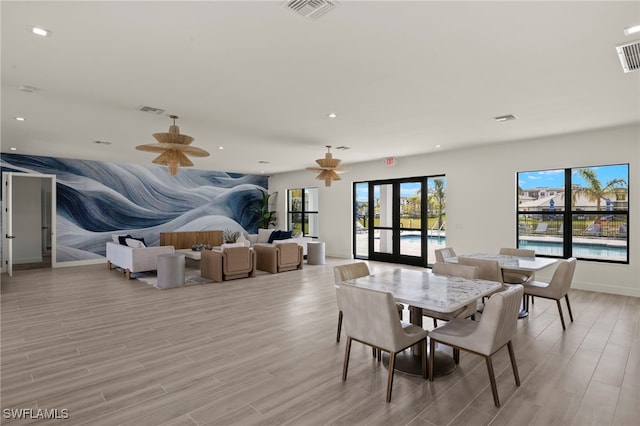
(399, 233, 627, 260)
(519, 240, 627, 258)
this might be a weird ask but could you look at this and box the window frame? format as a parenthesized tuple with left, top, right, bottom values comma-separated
(517, 164, 629, 264)
(286, 187, 319, 238)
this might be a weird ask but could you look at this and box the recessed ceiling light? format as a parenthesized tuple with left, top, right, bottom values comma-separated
(10, 147, 17, 151)
(93, 140, 112, 145)
(15, 117, 25, 121)
(258, 160, 270, 164)
(30, 26, 51, 37)
(624, 24, 640, 36)
(494, 114, 517, 122)
(327, 113, 337, 119)
(435, 144, 441, 148)
(217, 146, 224, 150)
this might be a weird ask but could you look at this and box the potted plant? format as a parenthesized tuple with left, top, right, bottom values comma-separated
(223, 228, 241, 244)
(253, 189, 277, 229)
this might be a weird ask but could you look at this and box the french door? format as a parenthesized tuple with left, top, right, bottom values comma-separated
(354, 176, 445, 267)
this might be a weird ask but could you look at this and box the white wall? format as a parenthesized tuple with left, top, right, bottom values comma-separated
(269, 124, 639, 297)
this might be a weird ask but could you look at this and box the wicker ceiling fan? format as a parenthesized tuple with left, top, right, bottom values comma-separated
(135, 115, 209, 176)
(306, 145, 349, 187)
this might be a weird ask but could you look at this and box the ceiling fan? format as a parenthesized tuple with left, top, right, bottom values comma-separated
(135, 115, 209, 176)
(306, 145, 349, 187)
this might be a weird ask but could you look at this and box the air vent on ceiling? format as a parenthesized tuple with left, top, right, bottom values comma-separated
(138, 105, 166, 114)
(282, 0, 337, 20)
(494, 114, 517, 122)
(616, 40, 640, 73)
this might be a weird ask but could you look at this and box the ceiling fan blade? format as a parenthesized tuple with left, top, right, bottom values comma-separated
(306, 167, 325, 172)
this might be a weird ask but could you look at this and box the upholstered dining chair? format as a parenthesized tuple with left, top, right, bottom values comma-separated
(333, 263, 403, 343)
(522, 258, 577, 330)
(428, 284, 524, 407)
(499, 247, 536, 284)
(435, 247, 456, 263)
(338, 284, 428, 402)
(422, 263, 479, 327)
(457, 257, 504, 312)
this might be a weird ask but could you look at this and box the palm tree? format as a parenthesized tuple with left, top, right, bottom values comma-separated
(573, 168, 627, 211)
(430, 179, 446, 229)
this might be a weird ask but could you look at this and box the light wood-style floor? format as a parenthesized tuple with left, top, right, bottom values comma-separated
(1, 259, 638, 425)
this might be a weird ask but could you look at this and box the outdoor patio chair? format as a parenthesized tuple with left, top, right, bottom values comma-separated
(616, 225, 627, 238)
(583, 223, 601, 236)
(533, 222, 548, 234)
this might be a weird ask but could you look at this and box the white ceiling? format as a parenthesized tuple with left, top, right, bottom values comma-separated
(2, 1, 639, 176)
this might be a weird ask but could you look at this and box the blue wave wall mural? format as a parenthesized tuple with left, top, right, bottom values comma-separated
(0, 153, 268, 263)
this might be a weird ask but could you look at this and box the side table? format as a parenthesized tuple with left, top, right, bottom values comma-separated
(307, 241, 326, 265)
(157, 253, 185, 289)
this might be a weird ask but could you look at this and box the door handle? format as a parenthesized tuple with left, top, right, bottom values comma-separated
(5, 235, 16, 239)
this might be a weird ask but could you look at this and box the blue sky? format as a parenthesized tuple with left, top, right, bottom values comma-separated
(518, 164, 628, 189)
(355, 180, 444, 201)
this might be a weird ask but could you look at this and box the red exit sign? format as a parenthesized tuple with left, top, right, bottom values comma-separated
(385, 157, 396, 166)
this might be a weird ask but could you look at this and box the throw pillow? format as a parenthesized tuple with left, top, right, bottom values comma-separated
(279, 230, 293, 240)
(125, 238, 146, 248)
(268, 230, 282, 244)
(112, 234, 128, 243)
(257, 228, 273, 243)
(118, 234, 132, 245)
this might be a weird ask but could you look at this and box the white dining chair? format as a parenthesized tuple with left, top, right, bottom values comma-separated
(334, 262, 404, 360)
(423, 263, 479, 327)
(338, 284, 427, 402)
(435, 247, 456, 263)
(499, 247, 536, 284)
(522, 258, 577, 330)
(428, 284, 524, 407)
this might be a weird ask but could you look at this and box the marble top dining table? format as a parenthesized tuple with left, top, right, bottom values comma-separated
(342, 268, 503, 314)
(445, 253, 558, 272)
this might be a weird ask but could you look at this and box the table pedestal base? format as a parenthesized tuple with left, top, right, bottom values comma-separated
(382, 346, 456, 377)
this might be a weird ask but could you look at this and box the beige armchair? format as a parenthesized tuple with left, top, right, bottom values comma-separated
(200, 247, 256, 282)
(423, 263, 479, 327)
(428, 284, 524, 407)
(522, 257, 577, 330)
(338, 284, 428, 402)
(254, 243, 303, 273)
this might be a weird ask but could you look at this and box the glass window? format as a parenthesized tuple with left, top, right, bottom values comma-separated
(517, 164, 629, 263)
(287, 188, 318, 238)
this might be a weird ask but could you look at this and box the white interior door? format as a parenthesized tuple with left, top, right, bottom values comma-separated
(2, 172, 56, 275)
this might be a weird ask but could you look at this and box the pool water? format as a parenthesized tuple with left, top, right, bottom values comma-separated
(519, 240, 627, 258)
(399, 233, 626, 259)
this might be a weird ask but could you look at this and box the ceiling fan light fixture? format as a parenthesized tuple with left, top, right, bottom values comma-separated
(306, 145, 349, 187)
(136, 115, 209, 176)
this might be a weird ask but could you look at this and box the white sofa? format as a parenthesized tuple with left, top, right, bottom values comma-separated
(246, 229, 313, 256)
(106, 242, 175, 279)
